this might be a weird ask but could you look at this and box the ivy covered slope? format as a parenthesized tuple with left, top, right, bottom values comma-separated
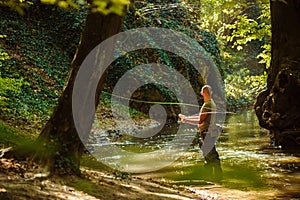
(105, 0, 223, 117)
(0, 5, 86, 128)
(0, 0, 222, 128)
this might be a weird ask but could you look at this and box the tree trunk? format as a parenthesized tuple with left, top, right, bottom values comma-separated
(35, 9, 124, 175)
(254, 0, 300, 148)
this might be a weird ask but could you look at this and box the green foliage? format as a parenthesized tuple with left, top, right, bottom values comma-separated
(226, 15, 260, 50)
(184, 0, 270, 110)
(123, 1, 222, 66)
(225, 68, 267, 110)
(0, 0, 28, 15)
(0, 76, 25, 107)
(0, 42, 11, 61)
(68, 178, 100, 195)
(186, 0, 248, 38)
(105, 0, 224, 106)
(41, 0, 80, 9)
(92, 0, 130, 15)
(0, 0, 271, 126)
(0, 120, 35, 147)
(2, 0, 130, 16)
(225, 1, 271, 68)
(185, 0, 271, 68)
(0, 43, 26, 108)
(0, 6, 86, 127)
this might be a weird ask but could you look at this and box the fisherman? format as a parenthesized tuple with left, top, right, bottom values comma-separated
(178, 85, 222, 180)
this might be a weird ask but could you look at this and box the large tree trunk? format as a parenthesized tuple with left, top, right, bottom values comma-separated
(254, 0, 300, 149)
(34, 10, 124, 175)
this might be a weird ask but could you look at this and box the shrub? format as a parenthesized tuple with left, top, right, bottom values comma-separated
(225, 68, 266, 111)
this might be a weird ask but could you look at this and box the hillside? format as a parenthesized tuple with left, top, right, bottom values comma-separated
(0, 2, 222, 128)
(0, 5, 86, 129)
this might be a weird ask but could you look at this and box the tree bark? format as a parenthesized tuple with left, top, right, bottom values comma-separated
(254, 0, 300, 148)
(34, 9, 124, 175)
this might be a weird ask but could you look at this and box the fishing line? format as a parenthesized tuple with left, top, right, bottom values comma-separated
(102, 91, 235, 114)
(102, 91, 200, 108)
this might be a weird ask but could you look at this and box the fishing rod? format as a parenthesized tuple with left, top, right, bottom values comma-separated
(102, 91, 199, 107)
(101, 91, 235, 118)
(185, 111, 235, 116)
(102, 91, 231, 109)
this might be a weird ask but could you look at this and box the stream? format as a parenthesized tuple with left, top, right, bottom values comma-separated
(90, 110, 300, 199)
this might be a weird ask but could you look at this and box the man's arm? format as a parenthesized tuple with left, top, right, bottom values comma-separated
(178, 113, 208, 125)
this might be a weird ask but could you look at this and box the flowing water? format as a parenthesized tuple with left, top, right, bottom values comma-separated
(90, 110, 300, 199)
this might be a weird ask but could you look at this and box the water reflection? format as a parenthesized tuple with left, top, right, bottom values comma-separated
(90, 110, 300, 198)
(218, 111, 300, 198)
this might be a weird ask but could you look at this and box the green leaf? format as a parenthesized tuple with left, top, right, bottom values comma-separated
(237, 46, 243, 51)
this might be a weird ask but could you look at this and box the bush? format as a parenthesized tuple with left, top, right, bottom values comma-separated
(225, 68, 266, 111)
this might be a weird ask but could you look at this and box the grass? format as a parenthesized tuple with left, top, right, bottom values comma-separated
(0, 120, 36, 148)
(81, 154, 113, 173)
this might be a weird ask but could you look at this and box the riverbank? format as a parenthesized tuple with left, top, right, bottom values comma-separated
(0, 157, 279, 200)
(0, 162, 205, 199)
(1, 110, 299, 199)
(0, 118, 212, 200)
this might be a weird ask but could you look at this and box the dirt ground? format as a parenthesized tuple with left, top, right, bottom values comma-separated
(0, 158, 209, 200)
(0, 157, 280, 200)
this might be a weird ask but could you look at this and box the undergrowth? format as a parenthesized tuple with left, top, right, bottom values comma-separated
(0, 5, 87, 129)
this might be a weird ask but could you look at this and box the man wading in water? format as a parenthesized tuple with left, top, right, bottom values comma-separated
(178, 85, 222, 180)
